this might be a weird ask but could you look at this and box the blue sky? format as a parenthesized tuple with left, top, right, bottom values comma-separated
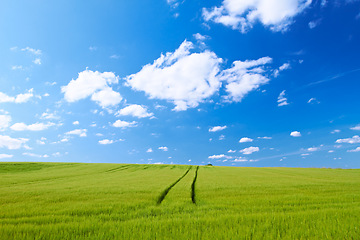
(1, 0, 360, 168)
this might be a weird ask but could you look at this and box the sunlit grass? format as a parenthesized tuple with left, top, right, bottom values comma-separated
(0, 162, 359, 239)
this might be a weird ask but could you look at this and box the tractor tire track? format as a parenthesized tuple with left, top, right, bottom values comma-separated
(157, 166, 192, 205)
(191, 166, 199, 204)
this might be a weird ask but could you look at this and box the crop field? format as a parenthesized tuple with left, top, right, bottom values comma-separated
(0, 162, 360, 239)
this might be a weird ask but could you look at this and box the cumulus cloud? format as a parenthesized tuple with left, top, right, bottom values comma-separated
(219, 57, 272, 102)
(21, 47, 42, 55)
(73, 121, 79, 125)
(0, 154, 13, 159)
(112, 120, 137, 128)
(158, 146, 168, 151)
(348, 147, 360, 152)
(228, 149, 236, 153)
(0, 115, 11, 131)
(126, 40, 223, 111)
(126, 40, 275, 110)
(41, 112, 59, 120)
(0, 89, 34, 104)
(350, 124, 360, 131)
(61, 69, 122, 108)
(290, 131, 301, 137)
(331, 129, 341, 134)
(308, 19, 321, 29)
(0, 135, 29, 149)
(240, 146, 259, 155)
(147, 148, 153, 153)
(233, 157, 248, 162)
(239, 137, 253, 143)
(10, 122, 55, 131)
(209, 125, 227, 132)
(277, 90, 289, 106)
(336, 135, 360, 144)
(65, 129, 87, 137)
(203, 0, 312, 33)
(116, 104, 154, 118)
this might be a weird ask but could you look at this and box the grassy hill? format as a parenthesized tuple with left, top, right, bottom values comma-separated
(1, 162, 360, 239)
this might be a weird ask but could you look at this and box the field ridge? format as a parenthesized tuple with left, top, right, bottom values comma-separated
(191, 166, 199, 204)
(156, 166, 192, 205)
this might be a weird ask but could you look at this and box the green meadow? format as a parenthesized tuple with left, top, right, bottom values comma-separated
(1, 162, 360, 239)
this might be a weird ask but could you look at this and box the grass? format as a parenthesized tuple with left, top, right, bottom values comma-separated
(0, 162, 360, 239)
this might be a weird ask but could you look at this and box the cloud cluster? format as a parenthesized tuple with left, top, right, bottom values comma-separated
(11, 122, 55, 131)
(65, 129, 87, 137)
(126, 40, 273, 111)
(61, 69, 122, 108)
(336, 135, 360, 144)
(0, 135, 29, 150)
(203, 0, 312, 33)
(0, 89, 34, 104)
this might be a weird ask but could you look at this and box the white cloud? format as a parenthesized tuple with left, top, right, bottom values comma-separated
(112, 120, 137, 128)
(73, 121, 79, 125)
(336, 135, 360, 144)
(209, 125, 227, 132)
(240, 146, 259, 155)
(274, 63, 291, 77)
(0, 115, 11, 131)
(126, 40, 223, 111)
(65, 129, 87, 137)
(307, 147, 319, 152)
(233, 157, 248, 162)
(239, 137, 253, 143)
(126, 40, 274, 110)
(219, 57, 272, 102)
(116, 104, 154, 118)
(277, 90, 289, 106)
(90, 87, 122, 108)
(219, 134, 225, 140)
(228, 149, 236, 153)
(0, 135, 28, 149)
(0, 154, 13, 159)
(23, 152, 49, 158)
(147, 148, 153, 153)
(21, 47, 42, 55)
(290, 131, 301, 137)
(208, 154, 231, 159)
(98, 139, 114, 145)
(203, 0, 312, 33)
(193, 33, 208, 42)
(350, 124, 360, 131)
(0, 89, 34, 104)
(258, 136, 272, 139)
(33, 58, 41, 65)
(331, 129, 341, 134)
(61, 69, 122, 108)
(307, 98, 320, 104)
(11, 122, 55, 131)
(11, 65, 24, 70)
(348, 147, 360, 152)
(41, 112, 59, 120)
(308, 19, 321, 29)
(158, 146, 168, 151)
(167, 0, 181, 8)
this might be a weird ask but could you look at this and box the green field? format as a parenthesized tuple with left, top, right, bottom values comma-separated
(1, 162, 360, 239)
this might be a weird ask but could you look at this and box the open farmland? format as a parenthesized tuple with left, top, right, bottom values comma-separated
(1, 162, 360, 239)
